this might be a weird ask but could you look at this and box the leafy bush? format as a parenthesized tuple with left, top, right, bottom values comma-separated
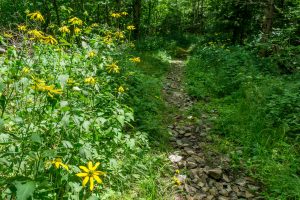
(0, 12, 172, 199)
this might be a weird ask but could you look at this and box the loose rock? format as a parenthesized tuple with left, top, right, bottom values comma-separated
(207, 168, 223, 180)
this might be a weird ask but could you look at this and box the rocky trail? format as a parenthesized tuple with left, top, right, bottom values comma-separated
(163, 59, 263, 200)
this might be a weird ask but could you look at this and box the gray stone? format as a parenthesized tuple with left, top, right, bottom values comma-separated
(208, 187, 218, 196)
(245, 191, 254, 199)
(248, 184, 259, 191)
(219, 189, 229, 197)
(207, 195, 214, 200)
(169, 154, 183, 163)
(218, 196, 229, 200)
(222, 174, 230, 183)
(236, 179, 247, 187)
(184, 132, 192, 137)
(197, 181, 205, 188)
(193, 194, 206, 200)
(0, 47, 6, 54)
(187, 161, 197, 169)
(207, 168, 223, 180)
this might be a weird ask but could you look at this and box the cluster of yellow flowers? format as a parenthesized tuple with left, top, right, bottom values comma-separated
(59, 26, 70, 34)
(31, 78, 63, 98)
(27, 29, 57, 45)
(50, 159, 105, 191)
(111, 11, 128, 18)
(129, 57, 141, 63)
(84, 77, 96, 85)
(115, 31, 125, 39)
(17, 25, 27, 31)
(118, 86, 125, 93)
(127, 25, 135, 31)
(173, 169, 182, 186)
(27, 11, 45, 22)
(69, 17, 83, 26)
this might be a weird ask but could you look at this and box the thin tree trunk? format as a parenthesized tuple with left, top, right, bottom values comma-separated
(262, 0, 275, 42)
(133, 0, 142, 39)
(105, 3, 111, 25)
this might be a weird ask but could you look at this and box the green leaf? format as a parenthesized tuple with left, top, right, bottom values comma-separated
(116, 115, 125, 126)
(14, 181, 35, 200)
(30, 133, 42, 144)
(0, 80, 4, 93)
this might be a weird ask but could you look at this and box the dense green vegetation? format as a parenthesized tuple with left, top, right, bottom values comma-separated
(0, 0, 299, 199)
(186, 40, 300, 198)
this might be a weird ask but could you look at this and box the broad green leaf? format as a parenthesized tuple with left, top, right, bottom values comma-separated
(30, 133, 42, 144)
(14, 181, 35, 200)
(62, 140, 73, 148)
(116, 115, 125, 126)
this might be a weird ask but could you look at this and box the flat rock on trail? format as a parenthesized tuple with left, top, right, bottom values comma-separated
(163, 60, 263, 200)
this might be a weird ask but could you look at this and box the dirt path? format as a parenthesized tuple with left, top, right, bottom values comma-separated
(163, 58, 263, 200)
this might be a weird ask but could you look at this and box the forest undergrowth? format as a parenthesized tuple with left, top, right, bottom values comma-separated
(185, 36, 300, 199)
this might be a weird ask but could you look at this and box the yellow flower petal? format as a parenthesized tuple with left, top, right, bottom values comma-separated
(88, 161, 93, 170)
(60, 163, 69, 171)
(76, 173, 88, 177)
(93, 175, 103, 184)
(94, 171, 106, 176)
(92, 162, 100, 171)
(79, 166, 89, 173)
(55, 162, 60, 169)
(82, 176, 89, 186)
(89, 176, 94, 191)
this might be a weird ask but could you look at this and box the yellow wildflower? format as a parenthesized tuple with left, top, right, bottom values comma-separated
(51, 158, 69, 170)
(84, 77, 96, 85)
(106, 62, 120, 73)
(59, 26, 70, 33)
(42, 35, 58, 45)
(27, 11, 45, 22)
(118, 86, 125, 93)
(121, 11, 128, 16)
(32, 78, 62, 98)
(173, 176, 182, 186)
(175, 169, 180, 174)
(74, 27, 81, 35)
(17, 25, 27, 31)
(76, 161, 106, 191)
(3, 33, 13, 38)
(103, 35, 113, 45)
(67, 78, 76, 86)
(91, 23, 99, 28)
(129, 57, 141, 63)
(127, 25, 135, 31)
(28, 29, 44, 39)
(69, 17, 83, 26)
(88, 51, 96, 58)
(22, 67, 31, 74)
(115, 31, 125, 39)
(111, 13, 121, 18)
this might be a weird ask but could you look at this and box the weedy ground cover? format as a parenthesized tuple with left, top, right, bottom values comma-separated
(0, 11, 174, 199)
(185, 37, 300, 199)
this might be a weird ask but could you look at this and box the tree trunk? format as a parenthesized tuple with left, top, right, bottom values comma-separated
(133, 0, 142, 39)
(262, 0, 275, 42)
